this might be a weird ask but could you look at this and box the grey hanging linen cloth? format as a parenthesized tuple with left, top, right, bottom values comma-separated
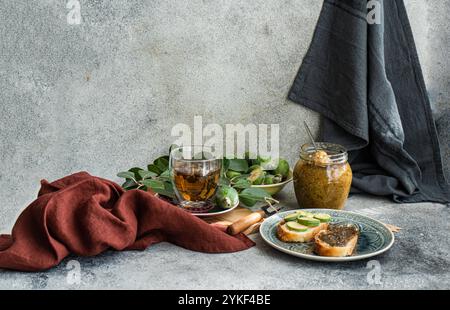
(288, 0, 450, 203)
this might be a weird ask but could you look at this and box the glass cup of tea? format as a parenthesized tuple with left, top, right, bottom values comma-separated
(169, 145, 222, 211)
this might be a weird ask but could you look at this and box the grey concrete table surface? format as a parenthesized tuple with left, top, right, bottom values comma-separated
(0, 184, 449, 290)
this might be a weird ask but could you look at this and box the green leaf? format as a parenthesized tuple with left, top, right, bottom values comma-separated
(164, 181, 173, 191)
(152, 187, 175, 198)
(146, 181, 175, 198)
(138, 170, 158, 180)
(147, 164, 162, 175)
(233, 179, 251, 189)
(128, 167, 143, 180)
(227, 159, 248, 172)
(238, 188, 271, 207)
(158, 169, 171, 181)
(238, 195, 257, 207)
(141, 179, 166, 190)
(154, 156, 169, 172)
(122, 179, 138, 190)
(240, 187, 270, 199)
(117, 171, 136, 180)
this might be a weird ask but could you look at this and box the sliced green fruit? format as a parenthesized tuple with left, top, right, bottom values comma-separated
(284, 213, 298, 222)
(297, 216, 320, 227)
(296, 210, 314, 218)
(286, 222, 309, 232)
(313, 213, 332, 223)
(247, 167, 265, 184)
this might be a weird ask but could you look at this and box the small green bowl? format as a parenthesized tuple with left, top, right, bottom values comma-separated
(251, 170, 293, 196)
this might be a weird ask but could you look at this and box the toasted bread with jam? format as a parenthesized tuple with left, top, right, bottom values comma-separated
(314, 224, 359, 257)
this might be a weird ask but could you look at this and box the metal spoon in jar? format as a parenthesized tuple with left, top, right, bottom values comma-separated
(303, 121, 318, 151)
(303, 121, 332, 165)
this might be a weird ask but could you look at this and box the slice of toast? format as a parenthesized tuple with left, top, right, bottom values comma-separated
(276, 221, 328, 243)
(314, 224, 359, 257)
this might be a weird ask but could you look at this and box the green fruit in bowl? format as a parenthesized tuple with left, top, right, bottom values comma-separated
(274, 159, 290, 179)
(215, 186, 239, 209)
(258, 156, 279, 170)
(248, 165, 261, 172)
(263, 174, 275, 185)
(247, 166, 264, 184)
(251, 169, 293, 196)
(273, 174, 283, 183)
(253, 174, 265, 185)
(226, 170, 241, 179)
(264, 174, 282, 185)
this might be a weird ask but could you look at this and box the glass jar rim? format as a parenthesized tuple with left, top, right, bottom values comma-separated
(170, 145, 222, 162)
(300, 143, 348, 164)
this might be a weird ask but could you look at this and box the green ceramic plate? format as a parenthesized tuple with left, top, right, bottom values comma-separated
(260, 209, 395, 262)
(251, 170, 293, 196)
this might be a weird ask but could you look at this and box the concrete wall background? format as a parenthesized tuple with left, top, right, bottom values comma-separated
(0, 0, 449, 229)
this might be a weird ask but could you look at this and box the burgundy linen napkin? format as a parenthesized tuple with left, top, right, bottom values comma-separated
(0, 172, 254, 271)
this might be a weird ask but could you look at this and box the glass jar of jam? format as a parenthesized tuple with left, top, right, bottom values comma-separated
(293, 143, 352, 210)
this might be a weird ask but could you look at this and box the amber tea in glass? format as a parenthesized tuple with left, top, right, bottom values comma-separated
(170, 146, 222, 211)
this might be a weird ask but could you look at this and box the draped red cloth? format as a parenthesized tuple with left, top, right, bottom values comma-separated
(0, 172, 254, 271)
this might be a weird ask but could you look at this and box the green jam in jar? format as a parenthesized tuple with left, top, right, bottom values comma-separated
(293, 143, 352, 210)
